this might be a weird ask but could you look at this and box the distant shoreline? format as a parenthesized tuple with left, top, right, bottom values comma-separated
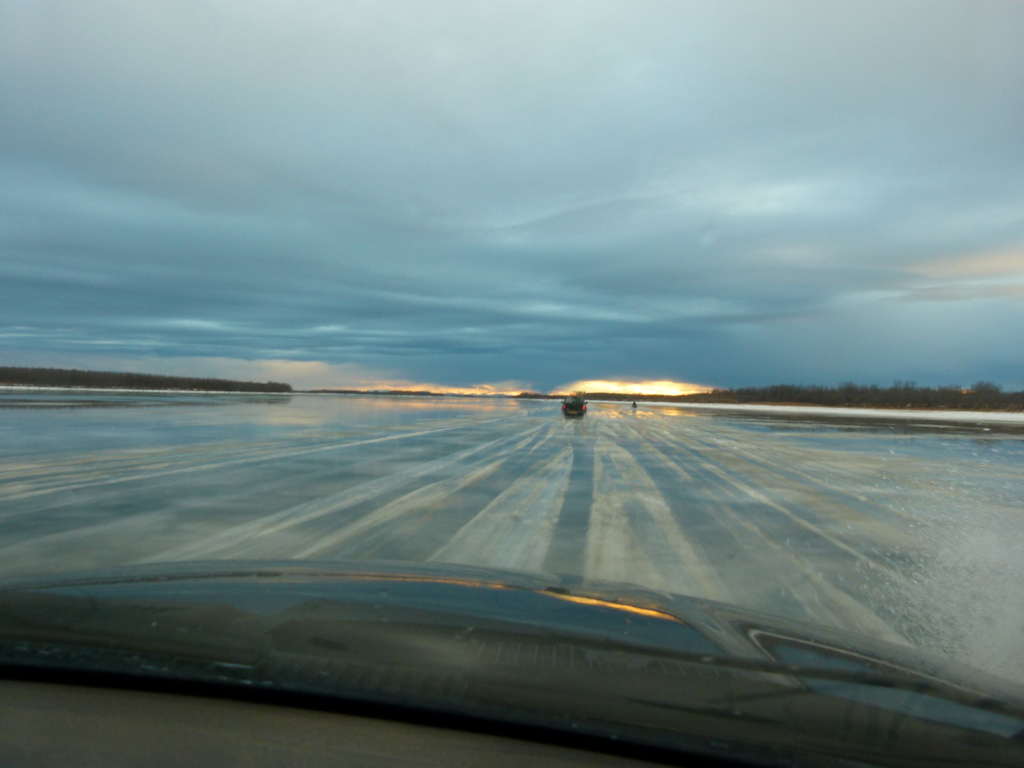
(0, 385, 292, 395)
(4, 368, 1021, 416)
(0, 366, 291, 394)
(4, 386, 1022, 423)
(562, 383, 1024, 413)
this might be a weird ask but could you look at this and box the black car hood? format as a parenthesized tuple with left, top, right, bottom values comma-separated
(1, 560, 1022, 767)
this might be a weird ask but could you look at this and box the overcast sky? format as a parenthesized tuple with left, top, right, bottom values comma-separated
(2, 1, 1023, 391)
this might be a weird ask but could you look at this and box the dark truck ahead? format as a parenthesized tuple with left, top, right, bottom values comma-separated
(561, 394, 586, 417)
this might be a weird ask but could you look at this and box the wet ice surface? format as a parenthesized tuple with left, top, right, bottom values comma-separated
(2, 391, 1024, 682)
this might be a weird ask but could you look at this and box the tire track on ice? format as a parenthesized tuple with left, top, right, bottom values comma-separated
(583, 436, 729, 601)
(660, 423, 926, 526)
(2, 417, 509, 503)
(629, 426, 907, 643)
(647, 426, 910, 581)
(135, 426, 541, 562)
(429, 445, 573, 572)
(293, 459, 509, 559)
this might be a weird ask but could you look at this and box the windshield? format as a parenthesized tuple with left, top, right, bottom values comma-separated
(2, 2, 1024, 766)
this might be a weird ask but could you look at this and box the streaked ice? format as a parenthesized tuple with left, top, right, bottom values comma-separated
(1, 390, 1023, 682)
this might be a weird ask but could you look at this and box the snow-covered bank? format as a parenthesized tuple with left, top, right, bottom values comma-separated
(641, 401, 1024, 425)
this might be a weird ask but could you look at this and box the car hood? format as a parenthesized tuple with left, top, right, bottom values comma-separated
(1, 560, 1023, 767)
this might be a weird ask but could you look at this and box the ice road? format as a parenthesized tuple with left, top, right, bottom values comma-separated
(2, 391, 1023, 681)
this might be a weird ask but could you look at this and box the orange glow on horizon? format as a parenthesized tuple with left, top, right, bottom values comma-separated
(311, 376, 714, 398)
(553, 379, 714, 397)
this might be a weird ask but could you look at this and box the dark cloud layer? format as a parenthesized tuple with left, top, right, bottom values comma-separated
(2, 1, 1023, 389)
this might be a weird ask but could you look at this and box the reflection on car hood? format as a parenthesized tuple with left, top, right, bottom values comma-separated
(1, 560, 1023, 767)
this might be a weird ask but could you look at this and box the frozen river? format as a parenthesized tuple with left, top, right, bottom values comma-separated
(2, 390, 1023, 682)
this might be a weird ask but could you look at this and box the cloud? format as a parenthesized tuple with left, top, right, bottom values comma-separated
(3, 1, 1024, 388)
(897, 251, 1024, 303)
(901, 283, 1024, 303)
(910, 251, 1024, 279)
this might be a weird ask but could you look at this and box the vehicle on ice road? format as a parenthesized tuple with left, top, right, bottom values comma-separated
(562, 394, 587, 417)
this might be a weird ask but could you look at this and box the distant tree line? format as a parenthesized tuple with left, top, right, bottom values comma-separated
(547, 382, 1023, 411)
(703, 381, 1022, 410)
(0, 367, 292, 393)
